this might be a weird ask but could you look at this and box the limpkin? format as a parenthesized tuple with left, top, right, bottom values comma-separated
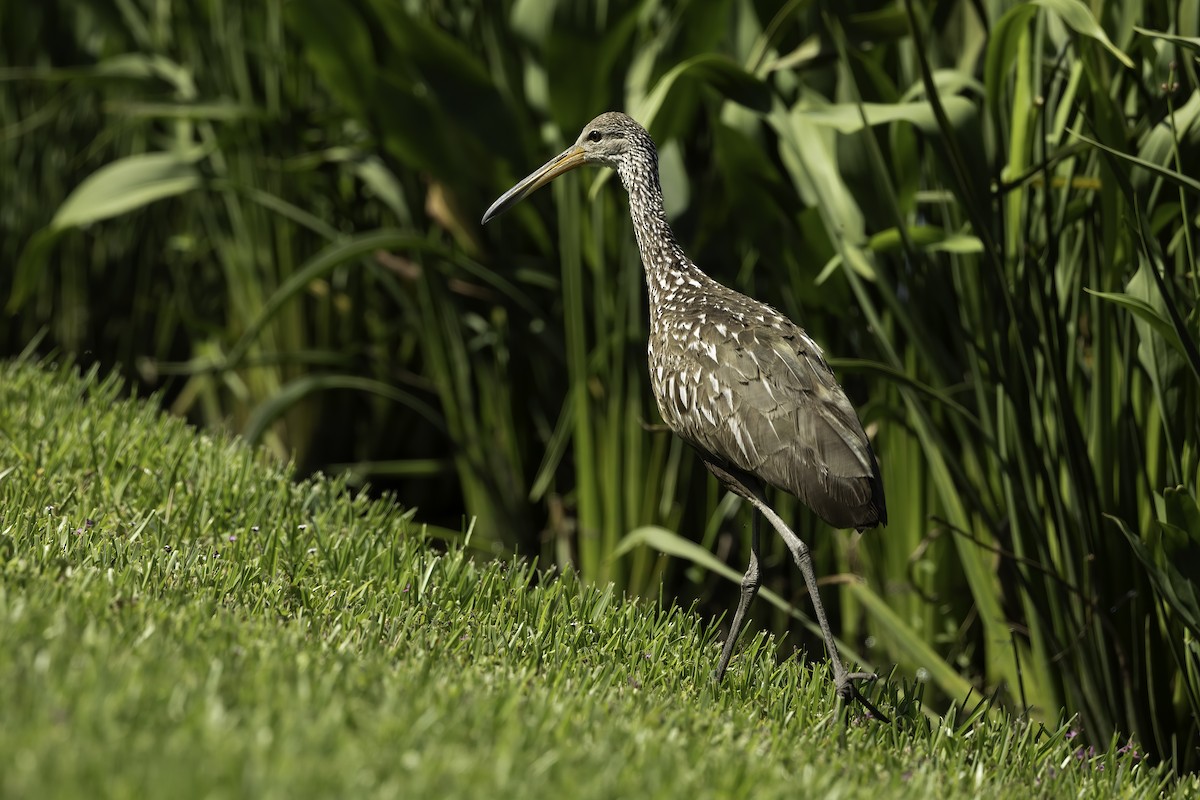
(482, 112, 886, 712)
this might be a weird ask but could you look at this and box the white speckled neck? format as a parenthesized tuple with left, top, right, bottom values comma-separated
(616, 144, 705, 311)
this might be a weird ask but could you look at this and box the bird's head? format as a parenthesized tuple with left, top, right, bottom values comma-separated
(571, 111, 650, 167)
(481, 112, 653, 224)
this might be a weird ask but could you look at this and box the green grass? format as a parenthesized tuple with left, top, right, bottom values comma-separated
(0, 358, 1190, 799)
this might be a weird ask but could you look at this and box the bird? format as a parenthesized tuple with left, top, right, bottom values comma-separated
(482, 112, 887, 715)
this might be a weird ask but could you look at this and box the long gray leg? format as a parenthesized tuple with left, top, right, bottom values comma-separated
(744, 494, 888, 720)
(713, 512, 762, 682)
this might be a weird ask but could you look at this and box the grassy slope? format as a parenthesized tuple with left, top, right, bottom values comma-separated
(0, 359, 1191, 799)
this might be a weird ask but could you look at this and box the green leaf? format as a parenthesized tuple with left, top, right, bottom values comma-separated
(1156, 486, 1200, 547)
(542, 3, 642, 134)
(657, 140, 691, 220)
(614, 526, 741, 583)
(52, 151, 203, 229)
(635, 55, 772, 136)
(225, 230, 456, 369)
(9, 151, 204, 313)
(105, 100, 264, 121)
(615, 526, 821, 630)
(1109, 513, 1200, 632)
(614, 525, 873, 667)
(1032, 0, 1134, 68)
(983, 4, 1038, 124)
(868, 226, 983, 254)
(243, 374, 445, 446)
(1136, 91, 1200, 189)
(285, 0, 376, 119)
(1084, 288, 1191, 360)
(770, 101, 869, 267)
(353, 157, 411, 224)
(510, 0, 558, 44)
(1134, 26, 1200, 55)
(8, 227, 65, 312)
(1069, 128, 1200, 197)
(798, 98, 976, 135)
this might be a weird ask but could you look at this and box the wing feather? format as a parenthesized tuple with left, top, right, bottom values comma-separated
(662, 319, 886, 530)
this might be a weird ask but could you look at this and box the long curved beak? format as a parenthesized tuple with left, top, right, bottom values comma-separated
(481, 144, 587, 224)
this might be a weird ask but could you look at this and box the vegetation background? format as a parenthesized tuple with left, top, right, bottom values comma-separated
(3, 0, 1199, 774)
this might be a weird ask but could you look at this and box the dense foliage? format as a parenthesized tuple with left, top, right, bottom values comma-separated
(3, 0, 1198, 772)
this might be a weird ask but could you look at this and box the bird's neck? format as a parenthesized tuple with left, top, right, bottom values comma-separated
(617, 156, 706, 311)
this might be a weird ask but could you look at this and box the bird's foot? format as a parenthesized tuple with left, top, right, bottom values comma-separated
(837, 671, 878, 694)
(834, 671, 890, 723)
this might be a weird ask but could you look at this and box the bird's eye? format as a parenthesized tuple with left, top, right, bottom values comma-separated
(587, 130, 602, 143)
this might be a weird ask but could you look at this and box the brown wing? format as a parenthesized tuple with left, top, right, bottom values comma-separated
(661, 321, 886, 531)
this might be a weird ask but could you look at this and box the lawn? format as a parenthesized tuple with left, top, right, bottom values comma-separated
(0, 358, 1190, 799)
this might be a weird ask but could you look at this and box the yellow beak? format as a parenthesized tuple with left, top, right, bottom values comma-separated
(481, 144, 587, 224)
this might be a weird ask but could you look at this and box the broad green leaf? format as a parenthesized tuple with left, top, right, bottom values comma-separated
(1136, 90, 1200, 189)
(707, 119, 786, 228)
(354, 157, 412, 224)
(900, 70, 986, 103)
(1155, 486, 1200, 547)
(9, 151, 204, 313)
(770, 101, 869, 273)
(635, 55, 772, 135)
(510, 0, 558, 44)
(29, 53, 202, 98)
(52, 151, 203, 229)
(1130, 251, 1196, 391)
(614, 526, 741, 583)
(657, 140, 690, 220)
(928, 235, 985, 254)
(843, 243, 879, 282)
(1084, 289, 1188, 356)
(798, 98, 976, 135)
(868, 225, 982, 254)
(1032, 0, 1134, 68)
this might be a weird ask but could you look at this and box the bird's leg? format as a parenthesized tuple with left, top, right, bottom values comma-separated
(743, 494, 889, 722)
(713, 511, 762, 682)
